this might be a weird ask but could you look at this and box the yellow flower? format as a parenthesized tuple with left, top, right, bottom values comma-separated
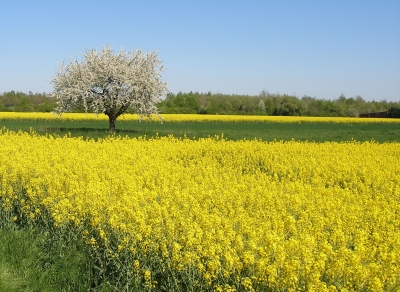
(0, 127, 399, 290)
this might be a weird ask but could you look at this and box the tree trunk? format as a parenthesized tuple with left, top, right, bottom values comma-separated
(108, 114, 116, 132)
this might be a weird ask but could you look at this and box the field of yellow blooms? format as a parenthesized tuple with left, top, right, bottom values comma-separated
(1, 111, 400, 124)
(1, 128, 400, 291)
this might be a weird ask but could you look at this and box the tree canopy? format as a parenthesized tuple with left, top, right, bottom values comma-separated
(50, 46, 169, 131)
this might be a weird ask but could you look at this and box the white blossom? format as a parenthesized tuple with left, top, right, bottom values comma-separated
(50, 45, 169, 131)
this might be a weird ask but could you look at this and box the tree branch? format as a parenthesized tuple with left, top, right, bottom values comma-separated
(116, 102, 130, 118)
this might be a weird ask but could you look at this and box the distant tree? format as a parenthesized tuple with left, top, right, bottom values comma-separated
(303, 98, 323, 116)
(258, 100, 265, 112)
(388, 107, 400, 118)
(323, 100, 344, 117)
(337, 93, 346, 103)
(36, 102, 57, 112)
(264, 96, 278, 115)
(15, 97, 34, 112)
(0, 102, 7, 112)
(276, 96, 305, 116)
(259, 89, 269, 98)
(347, 107, 358, 117)
(185, 94, 200, 112)
(197, 105, 207, 114)
(173, 92, 185, 108)
(50, 45, 169, 131)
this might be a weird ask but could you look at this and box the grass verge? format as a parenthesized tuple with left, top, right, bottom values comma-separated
(0, 227, 92, 291)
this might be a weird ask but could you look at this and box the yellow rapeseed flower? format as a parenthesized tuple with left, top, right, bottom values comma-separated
(0, 129, 399, 290)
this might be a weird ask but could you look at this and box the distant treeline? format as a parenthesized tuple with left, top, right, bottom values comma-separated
(1, 90, 399, 117)
(158, 91, 400, 117)
(0, 91, 56, 112)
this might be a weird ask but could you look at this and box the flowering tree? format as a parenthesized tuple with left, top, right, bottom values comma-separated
(50, 46, 168, 131)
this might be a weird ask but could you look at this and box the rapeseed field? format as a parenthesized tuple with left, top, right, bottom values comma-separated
(0, 126, 399, 291)
(1, 112, 400, 124)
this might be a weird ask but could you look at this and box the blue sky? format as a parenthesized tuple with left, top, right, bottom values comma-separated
(0, 1, 399, 101)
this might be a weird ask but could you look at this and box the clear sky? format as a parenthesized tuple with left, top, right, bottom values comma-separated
(0, 0, 399, 101)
